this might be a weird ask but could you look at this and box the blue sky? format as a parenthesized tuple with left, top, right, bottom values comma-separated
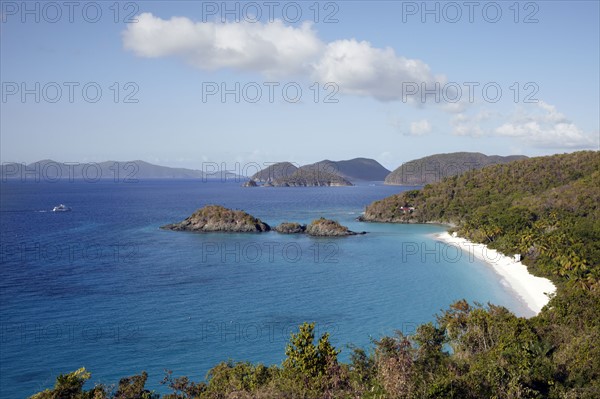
(1, 0, 599, 170)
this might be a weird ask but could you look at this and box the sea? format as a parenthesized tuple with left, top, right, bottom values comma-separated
(0, 179, 530, 397)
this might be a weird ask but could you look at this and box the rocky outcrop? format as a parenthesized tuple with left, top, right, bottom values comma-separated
(242, 180, 258, 187)
(161, 205, 270, 232)
(274, 222, 306, 234)
(305, 218, 364, 236)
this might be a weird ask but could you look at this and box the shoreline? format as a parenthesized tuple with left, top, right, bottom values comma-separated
(434, 231, 557, 316)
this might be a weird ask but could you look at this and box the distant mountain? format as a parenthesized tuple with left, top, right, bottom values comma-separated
(250, 162, 298, 183)
(272, 168, 353, 187)
(302, 158, 390, 182)
(384, 152, 527, 185)
(0, 160, 242, 180)
(246, 157, 389, 187)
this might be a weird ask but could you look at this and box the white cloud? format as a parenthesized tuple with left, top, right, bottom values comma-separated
(122, 13, 441, 101)
(441, 100, 469, 114)
(495, 102, 598, 149)
(122, 13, 323, 77)
(409, 119, 432, 136)
(312, 39, 438, 102)
(450, 110, 493, 137)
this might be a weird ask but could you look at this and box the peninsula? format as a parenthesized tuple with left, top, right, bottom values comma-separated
(360, 151, 599, 315)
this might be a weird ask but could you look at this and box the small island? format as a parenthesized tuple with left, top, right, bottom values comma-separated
(275, 218, 365, 236)
(274, 222, 306, 234)
(161, 205, 270, 233)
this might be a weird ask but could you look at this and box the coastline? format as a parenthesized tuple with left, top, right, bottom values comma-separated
(434, 231, 557, 316)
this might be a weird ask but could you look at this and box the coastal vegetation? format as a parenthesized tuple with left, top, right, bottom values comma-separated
(31, 151, 600, 398)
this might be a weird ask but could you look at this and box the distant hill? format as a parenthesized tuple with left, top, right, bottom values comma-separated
(247, 157, 389, 187)
(250, 162, 298, 183)
(272, 168, 353, 187)
(0, 160, 242, 180)
(301, 158, 390, 182)
(384, 152, 527, 185)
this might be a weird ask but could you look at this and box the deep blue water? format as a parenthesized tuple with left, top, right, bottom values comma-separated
(0, 180, 529, 397)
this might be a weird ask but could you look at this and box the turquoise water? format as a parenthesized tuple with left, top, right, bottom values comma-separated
(0, 180, 529, 397)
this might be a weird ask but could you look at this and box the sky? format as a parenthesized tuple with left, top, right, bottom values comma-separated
(1, 0, 599, 170)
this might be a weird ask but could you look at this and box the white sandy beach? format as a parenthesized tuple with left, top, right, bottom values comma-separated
(434, 232, 557, 316)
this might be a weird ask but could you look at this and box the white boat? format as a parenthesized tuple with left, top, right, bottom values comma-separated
(52, 204, 71, 212)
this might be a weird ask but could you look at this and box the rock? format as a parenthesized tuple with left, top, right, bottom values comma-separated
(305, 217, 360, 236)
(275, 222, 307, 234)
(161, 205, 270, 233)
(242, 180, 258, 187)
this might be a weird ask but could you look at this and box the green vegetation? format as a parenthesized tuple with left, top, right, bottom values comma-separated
(31, 151, 600, 398)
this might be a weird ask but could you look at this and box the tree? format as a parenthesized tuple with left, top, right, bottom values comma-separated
(283, 322, 339, 378)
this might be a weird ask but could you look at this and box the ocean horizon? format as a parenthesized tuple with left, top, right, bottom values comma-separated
(1, 179, 530, 398)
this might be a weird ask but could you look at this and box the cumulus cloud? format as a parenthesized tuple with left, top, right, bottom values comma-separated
(312, 39, 439, 102)
(495, 102, 598, 149)
(450, 110, 494, 137)
(409, 119, 432, 136)
(122, 13, 441, 101)
(448, 102, 598, 149)
(122, 13, 323, 77)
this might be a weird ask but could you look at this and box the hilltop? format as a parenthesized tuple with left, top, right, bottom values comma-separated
(250, 162, 298, 183)
(384, 152, 527, 185)
(303, 158, 391, 181)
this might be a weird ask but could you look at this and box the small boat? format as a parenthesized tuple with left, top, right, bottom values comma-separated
(52, 204, 71, 212)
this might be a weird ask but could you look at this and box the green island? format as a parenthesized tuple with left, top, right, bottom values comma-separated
(31, 151, 600, 398)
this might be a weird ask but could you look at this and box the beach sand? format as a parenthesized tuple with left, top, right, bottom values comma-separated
(434, 231, 557, 316)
